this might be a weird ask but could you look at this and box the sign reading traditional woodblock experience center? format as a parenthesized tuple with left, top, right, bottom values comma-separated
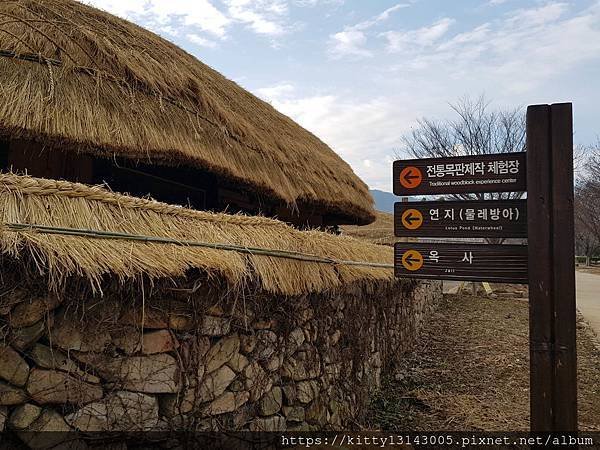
(394, 200, 527, 238)
(394, 242, 528, 284)
(393, 152, 527, 196)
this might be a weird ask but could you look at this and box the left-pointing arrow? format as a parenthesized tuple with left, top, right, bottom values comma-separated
(399, 166, 423, 189)
(405, 213, 420, 224)
(405, 255, 421, 266)
(402, 250, 424, 271)
(403, 170, 420, 183)
(401, 209, 424, 230)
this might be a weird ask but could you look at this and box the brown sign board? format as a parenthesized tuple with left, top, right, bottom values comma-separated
(393, 152, 527, 196)
(394, 199, 527, 238)
(394, 242, 528, 283)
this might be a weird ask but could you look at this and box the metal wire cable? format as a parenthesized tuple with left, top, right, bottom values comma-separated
(3, 222, 395, 270)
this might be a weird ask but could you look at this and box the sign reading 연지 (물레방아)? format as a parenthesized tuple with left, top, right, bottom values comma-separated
(394, 199, 527, 238)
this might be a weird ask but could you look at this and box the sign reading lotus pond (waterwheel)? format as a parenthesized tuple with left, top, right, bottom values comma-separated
(393, 152, 527, 196)
(394, 200, 527, 238)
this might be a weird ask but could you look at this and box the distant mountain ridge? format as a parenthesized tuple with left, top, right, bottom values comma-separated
(369, 189, 397, 213)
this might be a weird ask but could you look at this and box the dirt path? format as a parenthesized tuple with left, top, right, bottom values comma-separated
(364, 294, 600, 431)
(577, 271, 600, 337)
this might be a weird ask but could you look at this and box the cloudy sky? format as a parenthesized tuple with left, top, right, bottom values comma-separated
(82, 0, 600, 191)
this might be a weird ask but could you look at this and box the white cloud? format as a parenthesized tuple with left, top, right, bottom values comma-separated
(352, 3, 411, 31)
(224, 0, 289, 36)
(187, 33, 218, 48)
(255, 83, 428, 190)
(382, 17, 455, 52)
(82, 0, 296, 40)
(256, 83, 296, 99)
(328, 30, 372, 58)
(381, 2, 600, 88)
(256, 2, 600, 189)
(294, 0, 344, 6)
(505, 2, 568, 27)
(83, 0, 231, 37)
(81, 0, 147, 19)
(437, 23, 490, 50)
(327, 3, 408, 58)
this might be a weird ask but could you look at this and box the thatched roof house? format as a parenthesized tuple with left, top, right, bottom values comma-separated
(0, 173, 440, 442)
(0, 173, 391, 295)
(0, 2, 442, 442)
(0, 0, 374, 226)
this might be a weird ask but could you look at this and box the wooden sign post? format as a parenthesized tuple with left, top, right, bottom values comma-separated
(393, 103, 577, 432)
(527, 103, 577, 432)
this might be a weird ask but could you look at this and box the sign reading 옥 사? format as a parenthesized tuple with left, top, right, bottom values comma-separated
(394, 242, 528, 284)
(393, 152, 527, 196)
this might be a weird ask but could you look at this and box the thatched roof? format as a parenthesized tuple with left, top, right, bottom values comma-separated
(0, 0, 374, 225)
(342, 211, 399, 246)
(0, 174, 393, 295)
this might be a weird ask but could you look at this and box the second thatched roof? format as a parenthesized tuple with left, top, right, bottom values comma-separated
(342, 211, 400, 246)
(0, 0, 375, 224)
(0, 173, 393, 296)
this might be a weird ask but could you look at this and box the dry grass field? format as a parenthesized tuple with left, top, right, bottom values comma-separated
(578, 265, 600, 276)
(342, 211, 397, 246)
(365, 293, 600, 431)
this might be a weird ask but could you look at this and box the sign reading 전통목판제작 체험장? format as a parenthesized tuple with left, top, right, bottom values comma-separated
(394, 199, 527, 238)
(393, 152, 526, 196)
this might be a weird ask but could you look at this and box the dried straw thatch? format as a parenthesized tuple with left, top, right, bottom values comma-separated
(342, 211, 399, 246)
(0, 0, 374, 224)
(0, 173, 392, 295)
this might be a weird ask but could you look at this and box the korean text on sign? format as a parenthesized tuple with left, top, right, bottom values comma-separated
(429, 207, 521, 222)
(426, 160, 520, 178)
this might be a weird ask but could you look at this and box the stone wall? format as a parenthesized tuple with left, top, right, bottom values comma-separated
(0, 276, 441, 447)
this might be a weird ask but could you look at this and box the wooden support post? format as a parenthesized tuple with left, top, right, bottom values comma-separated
(527, 104, 554, 432)
(550, 103, 577, 430)
(527, 103, 577, 432)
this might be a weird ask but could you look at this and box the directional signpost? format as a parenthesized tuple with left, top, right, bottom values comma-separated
(395, 243, 528, 283)
(393, 152, 527, 196)
(392, 103, 577, 433)
(394, 200, 527, 238)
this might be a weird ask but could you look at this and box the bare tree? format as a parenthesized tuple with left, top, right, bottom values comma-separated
(575, 141, 600, 259)
(400, 95, 525, 201)
(586, 140, 600, 182)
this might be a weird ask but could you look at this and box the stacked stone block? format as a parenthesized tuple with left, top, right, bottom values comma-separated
(0, 279, 441, 447)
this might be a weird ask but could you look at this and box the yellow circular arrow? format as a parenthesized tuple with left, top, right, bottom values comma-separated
(401, 209, 424, 230)
(401, 250, 424, 271)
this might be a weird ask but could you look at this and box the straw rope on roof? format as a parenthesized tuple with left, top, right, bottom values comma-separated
(0, 0, 375, 225)
(0, 173, 393, 295)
